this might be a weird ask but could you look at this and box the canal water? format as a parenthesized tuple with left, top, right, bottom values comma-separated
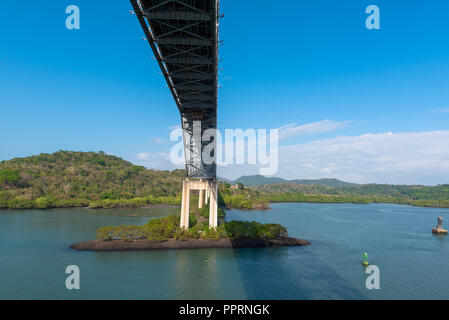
(0, 203, 448, 299)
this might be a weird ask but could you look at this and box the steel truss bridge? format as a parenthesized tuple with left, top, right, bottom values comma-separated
(130, 0, 220, 228)
(130, 0, 219, 179)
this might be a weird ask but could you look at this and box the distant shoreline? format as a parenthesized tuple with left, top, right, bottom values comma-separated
(0, 203, 180, 211)
(2, 151, 449, 211)
(3, 200, 449, 211)
(139, 204, 179, 209)
(70, 237, 310, 251)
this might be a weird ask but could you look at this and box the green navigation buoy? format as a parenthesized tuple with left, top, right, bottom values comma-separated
(362, 252, 369, 267)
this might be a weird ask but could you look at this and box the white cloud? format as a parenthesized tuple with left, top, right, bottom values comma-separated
(277, 130, 449, 185)
(136, 152, 151, 161)
(136, 151, 182, 171)
(150, 137, 166, 144)
(218, 130, 449, 185)
(137, 125, 449, 185)
(434, 108, 449, 113)
(278, 119, 350, 140)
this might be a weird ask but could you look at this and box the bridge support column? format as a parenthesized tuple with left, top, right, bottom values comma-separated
(205, 186, 209, 205)
(180, 178, 190, 229)
(198, 179, 205, 209)
(180, 178, 214, 229)
(209, 180, 218, 228)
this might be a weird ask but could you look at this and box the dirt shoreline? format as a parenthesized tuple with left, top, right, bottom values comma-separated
(70, 237, 310, 251)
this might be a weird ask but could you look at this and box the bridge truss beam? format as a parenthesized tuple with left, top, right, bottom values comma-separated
(130, 0, 220, 179)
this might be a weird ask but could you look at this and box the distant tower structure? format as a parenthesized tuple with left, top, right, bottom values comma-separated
(432, 216, 448, 235)
(438, 216, 443, 228)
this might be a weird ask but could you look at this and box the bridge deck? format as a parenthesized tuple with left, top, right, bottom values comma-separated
(131, 0, 220, 179)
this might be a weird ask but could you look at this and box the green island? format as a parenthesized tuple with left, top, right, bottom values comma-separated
(70, 213, 310, 251)
(97, 214, 287, 241)
(1, 150, 449, 211)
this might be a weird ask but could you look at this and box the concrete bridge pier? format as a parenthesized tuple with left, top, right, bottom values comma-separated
(208, 180, 218, 228)
(180, 179, 191, 229)
(205, 187, 209, 205)
(180, 178, 218, 229)
(198, 188, 205, 209)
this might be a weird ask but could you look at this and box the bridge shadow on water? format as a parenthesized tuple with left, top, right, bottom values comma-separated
(169, 247, 249, 299)
(228, 244, 367, 300)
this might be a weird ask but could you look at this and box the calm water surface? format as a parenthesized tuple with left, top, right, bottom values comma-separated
(0, 203, 448, 299)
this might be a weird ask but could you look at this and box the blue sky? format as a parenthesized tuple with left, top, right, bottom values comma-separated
(1, 1, 449, 184)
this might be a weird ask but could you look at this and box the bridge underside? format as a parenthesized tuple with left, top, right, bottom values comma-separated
(131, 0, 219, 179)
(130, 0, 220, 228)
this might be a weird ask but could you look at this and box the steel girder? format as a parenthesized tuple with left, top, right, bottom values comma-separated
(130, 0, 219, 179)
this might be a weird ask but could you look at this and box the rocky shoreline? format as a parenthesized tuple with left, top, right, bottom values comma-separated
(70, 236, 310, 251)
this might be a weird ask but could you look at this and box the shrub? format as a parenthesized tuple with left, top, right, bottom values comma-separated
(223, 221, 287, 239)
(174, 228, 189, 240)
(95, 214, 289, 241)
(55, 198, 89, 208)
(8, 197, 35, 209)
(199, 203, 226, 218)
(112, 225, 146, 241)
(0, 191, 13, 208)
(261, 223, 288, 238)
(202, 226, 222, 239)
(0, 170, 21, 186)
(143, 214, 181, 240)
(96, 226, 117, 240)
(35, 197, 56, 209)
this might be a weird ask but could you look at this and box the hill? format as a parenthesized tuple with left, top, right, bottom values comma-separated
(0, 151, 185, 209)
(230, 175, 356, 187)
(0, 151, 268, 210)
(230, 175, 285, 186)
(254, 182, 449, 208)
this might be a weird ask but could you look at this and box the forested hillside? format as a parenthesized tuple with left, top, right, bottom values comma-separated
(230, 175, 356, 187)
(0, 151, 267, 210)
(0, 151, 185, 209)
(254, 182, 449, 208)
(1, 151, 448, 210)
